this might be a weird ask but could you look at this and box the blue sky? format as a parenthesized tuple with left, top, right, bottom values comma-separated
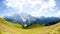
(0, 0, 60, 17)
(0, 0, 18, 17)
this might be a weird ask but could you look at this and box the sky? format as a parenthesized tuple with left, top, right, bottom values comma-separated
(0, 0, 60, 17)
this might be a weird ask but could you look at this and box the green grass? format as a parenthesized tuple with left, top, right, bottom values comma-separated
(0, 18, 60, 34)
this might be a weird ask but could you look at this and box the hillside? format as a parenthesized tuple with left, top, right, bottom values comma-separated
(0, 18, 60, 34)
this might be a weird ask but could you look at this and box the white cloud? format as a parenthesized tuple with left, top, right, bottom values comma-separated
(53, 11, 60, 17)
(4, 0, 57, 17)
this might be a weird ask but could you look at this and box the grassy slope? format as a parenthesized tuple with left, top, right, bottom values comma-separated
(0, 18, 60, 34)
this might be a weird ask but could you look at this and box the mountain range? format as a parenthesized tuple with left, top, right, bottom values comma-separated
(3, 13, 60, 27)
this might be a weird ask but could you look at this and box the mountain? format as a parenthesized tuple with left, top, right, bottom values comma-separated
(36, 17, 60, 26)
(3, 13, 36, 27)
(4, 14, 23, 24)
(3, 13, 60, 27)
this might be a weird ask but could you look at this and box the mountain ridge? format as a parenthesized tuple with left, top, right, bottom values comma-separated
(3, 13, 60, 27)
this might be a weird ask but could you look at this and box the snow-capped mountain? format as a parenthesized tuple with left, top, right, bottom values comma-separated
(3, 13, 60, 27)
(4, 13, 36, 26)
